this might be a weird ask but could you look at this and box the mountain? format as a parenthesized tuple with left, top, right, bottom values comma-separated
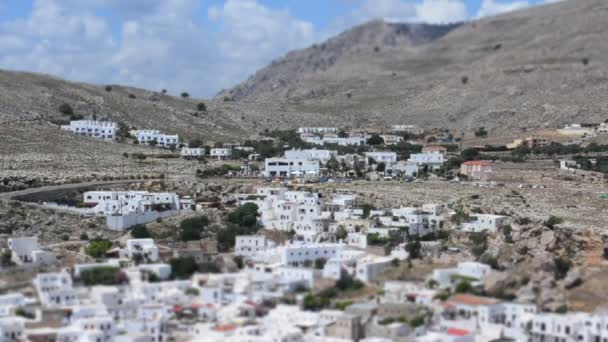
(0, 69, 246, 141)
(217, 0, 608, 134)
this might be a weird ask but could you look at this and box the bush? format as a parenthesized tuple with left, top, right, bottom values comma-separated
(455, 280, 473, 293)
(80, 232, 89, 241)
(85, 239, 112, 258)
(130, 225, 151, 238)
(336, 273, 364, 291)
(58, 103, 74, 116)
(474, 127, 488, 138)
(544, 216, 563, 230)
(170, 257, 199, 279)
(366, 134, 384, 146)
(197, 102, 207, 111)
(181, 92, 190, 98)
(128, 93, 136, 99)
(314, 258, 327, 270)
(180, 216, 210, 241)
(233, 255, 244, 269)
(105, 85, 112, 92)
(553, 257, 571, 280)
(80, 267, 122, 286)
(405, 240, 422, 259)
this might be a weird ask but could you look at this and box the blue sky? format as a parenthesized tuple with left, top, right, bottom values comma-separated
(0, 0, 559, 98)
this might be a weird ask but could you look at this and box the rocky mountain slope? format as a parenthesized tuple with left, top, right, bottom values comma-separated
(0, 69, 247, 141)
(218, 0, 608, 134)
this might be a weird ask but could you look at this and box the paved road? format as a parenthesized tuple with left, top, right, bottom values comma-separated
(0, 179, 159, 201)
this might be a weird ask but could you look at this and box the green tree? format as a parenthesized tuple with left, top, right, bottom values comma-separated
(455, 280, 473, 293)
(180, 216, 209, 242)
(335, 225, 348, 240)
(405, 240, 422, 259)
(326, 158, 340, 176)
(80, 267, 122, 286)
(376, 162, 386, 173)
(461, 148, 480, 161)
(170, 257, 199, 279)
(58, 103, 74, 116)
(367, 134, 384, 145)
(130, 225, 151, 238)
(315, 258, 327, 269)
(85, 239, 112, 258)
(181, 92, 190, 98)
(474, 127, 488, 137)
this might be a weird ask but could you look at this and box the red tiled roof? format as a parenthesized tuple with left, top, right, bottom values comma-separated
(447, 328, 471, 336)
(214, 324, 237, 332)
(462, 160, 492, 166)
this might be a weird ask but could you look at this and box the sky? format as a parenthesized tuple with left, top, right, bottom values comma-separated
(0, 0, 560, 98)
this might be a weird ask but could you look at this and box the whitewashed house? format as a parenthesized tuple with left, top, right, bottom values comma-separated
(365, 152, 398, 166)
(391, 125, 424, 135)
(210, 148, 232, 160)
(355, 256, 393, 283)
(458, 214, 506, 233)
(61, 120, 117, 140)
(34, 272, 79, 308)
(380, 134, 404, 145)
(408, 152, 445, 169)
(284, 149, 338, 164)
(263, 158, 320, 178)
(7, 237, 56, 266)
(181, 147, 205, 158)
(0, 317, 25, 341)
(430, 262, 493, 290)
(235, 235, 276, 257)
(120, 239, 160, 262)
(388, 161, 419, 177)
(298, 127, 339, 135)
(135, 129, 179, 147)
(0, 294, 28, 317)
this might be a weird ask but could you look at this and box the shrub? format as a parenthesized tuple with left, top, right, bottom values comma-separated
(366, 134, 384, 146)
(58, 103, 74, 116)
(314, 258, 327, 270)
(170, 257, 199, 279)
(405, 240, 422, 259)
(336, 273, 364, 291)
(233, 255, 244, 269)
(80, 232, 89, 241)
(186, 288, 199, 296)
(544, 216, 563, 230)
(128, 94, 136, 99)
(181, 92, 190, 98)
(553, 257, 571, 280)
(105, 85, 112, 92)
(455, 280, 473, 293)
(197, 102, 207, 111)
(461, 76, 469, 84)
(130, 225, 151, 239)
(474, 127, 488, 138)
(85, 239, 112, 258)
(80, 267, 122, 286)
(179, 216, 209, 241)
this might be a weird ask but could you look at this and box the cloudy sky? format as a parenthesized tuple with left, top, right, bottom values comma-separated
(0, 0, 559, 98)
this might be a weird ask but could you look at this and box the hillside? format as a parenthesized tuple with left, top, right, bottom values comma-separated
(217, 0, 608, 135)
(0, 69, 247, 141)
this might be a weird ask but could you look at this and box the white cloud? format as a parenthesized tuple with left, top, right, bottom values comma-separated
(0, 0, 319, 97)
(347, 0, 467, 25)
(415, 0, 468, 24)
(476, 0, 530, 18)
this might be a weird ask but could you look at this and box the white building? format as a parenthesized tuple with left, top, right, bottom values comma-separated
(210, 148, 232, 160)
(84, 191, 180, 215)
(0, 317, 25, 341)
(284, 149, 338, 164)
(408, 152, 445, 169)
(430, 262, 493, 290)
(61, 120, 117, 140)
(355, 256, 393, 283)
(365, 152, 398, 166)
(263, 158, 320, 178)
(83, 191, 182, 230)
(388, 161, 419, 177)
(181, 147, 205, 158)
(235, 235, 276, 257)
(120, 239, 160, 262)
(34, 272, 79, 308)
(135, 129, 179, 147)
(380, 134, 404, 145)
(302, 134, 367, 147)
(458, 214, 506, 233)
(0, 294, 28, 317)
(391, 125, 424, 135)
(6, 237, 56, 266)
(297, 127, 338, 134)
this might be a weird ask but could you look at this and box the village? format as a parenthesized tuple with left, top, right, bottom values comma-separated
(3, 119, 608, 342)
